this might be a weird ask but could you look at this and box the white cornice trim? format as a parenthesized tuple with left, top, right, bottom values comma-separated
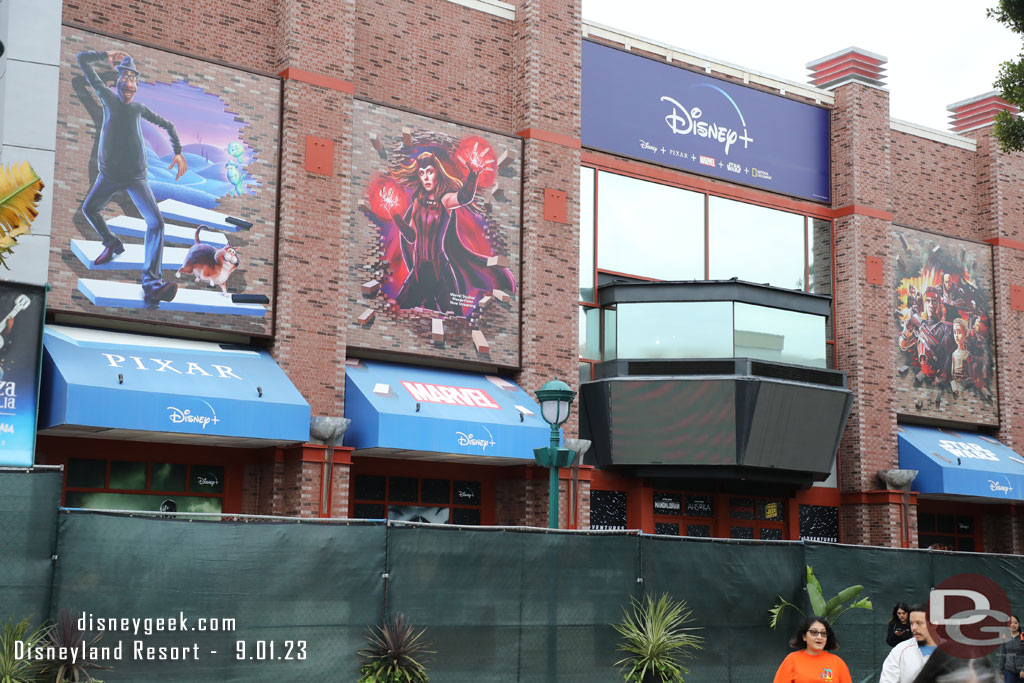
(890, 118, 977, 151)
(582, 20, 834, 106)
(444, 0, 514, 20)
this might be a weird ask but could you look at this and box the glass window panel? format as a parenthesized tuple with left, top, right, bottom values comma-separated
(353, 503, 386, 519)
(603, 307, 617, 360)
(730, 526, 755, 539)
(758, 500, 785, 521)
(614, 302, 733, 359)
(579, 306, 601, 360)
(655, 523, 680, 536)
(151, 463, 187, 492)
(760, 528, 783, 541)
(109, 461, 146, 491)
(708, 196, 804, 289)
(421, 479, 451, 504)
(389, 477, 419, 503)
(453, 481, 481, 506)
(936, 514, 955, 534)
(580, 167, 595, 302)
(809, 219, 832, 296)
(734, 303, 826, 368)
(451, 508, 481, 525)
(918, 512, 936, 533)
(66, 458, 106, 489)
(596, 171, 704, 280)
(579, 361, 593, 385)
(729, 497, 755, 520)
(590, 490, 627, 530)
(956, 537, 975, 552)
(354, 475, 386, 501)
(389, 505, 449, 524)
(653, 492, 682, 516)
(684, 495, 714, 518)
(190, 466, 224, 494)
(957, 516, 974, 534)
(686, 524, 711, 538)
(64, 491, 221, 513)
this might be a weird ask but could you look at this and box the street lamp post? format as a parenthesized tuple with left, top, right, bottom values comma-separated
(534, 379, 577, 529)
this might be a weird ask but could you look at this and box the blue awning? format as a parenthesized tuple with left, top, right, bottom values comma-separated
(40, 325, 310, 446)
(898, 424, 1024, 501)
(344, 359, 551, 462)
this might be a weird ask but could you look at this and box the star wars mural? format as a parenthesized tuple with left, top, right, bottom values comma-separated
(893, 227, 997, 424)
(348, 101, 522, 367)
(52, 27, 280, 335)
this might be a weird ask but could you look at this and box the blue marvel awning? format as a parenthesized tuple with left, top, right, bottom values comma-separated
(344, 359, 551, 462)
(40, 325, 310, 446)
(898, 424, 1024, 501)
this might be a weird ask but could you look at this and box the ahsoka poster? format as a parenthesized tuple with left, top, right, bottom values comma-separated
(0, 283, 45, 466)
(893, 227, 998, 425)
(348, 101, 522, 367)
(52, 27, 280, 336)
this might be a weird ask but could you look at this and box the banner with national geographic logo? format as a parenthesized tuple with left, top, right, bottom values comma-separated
(0, 282, 45, 466)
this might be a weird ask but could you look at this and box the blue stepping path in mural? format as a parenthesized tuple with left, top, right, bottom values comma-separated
(77, 279, 266, 316)
(107, 215, 229, 247)
(71, 240, 189, 271)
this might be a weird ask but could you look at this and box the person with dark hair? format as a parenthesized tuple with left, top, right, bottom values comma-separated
(998, 615, 1024, 683)
(773, 615, 852, 683)
(881, 603, 938, 683)
(888, 602, 914, 647)
(911, 647, 996, 683)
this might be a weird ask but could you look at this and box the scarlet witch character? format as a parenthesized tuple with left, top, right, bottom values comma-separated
(375, 148, 515, 314)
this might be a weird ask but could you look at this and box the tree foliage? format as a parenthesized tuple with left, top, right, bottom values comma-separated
(989, 0, 1024, 151)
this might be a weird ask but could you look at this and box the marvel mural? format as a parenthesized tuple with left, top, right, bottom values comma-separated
(348, 101, 522, 367)
(52, 27, 280, 335)
(893, 227, 997, 424)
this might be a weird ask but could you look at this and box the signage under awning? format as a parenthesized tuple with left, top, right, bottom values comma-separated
(898, 424, 1024, 501)
(343, 359, 550, 461)
(40, 325, 310, 446)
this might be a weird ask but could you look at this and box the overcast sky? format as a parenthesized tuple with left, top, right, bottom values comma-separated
(581, 0, 1023, 133)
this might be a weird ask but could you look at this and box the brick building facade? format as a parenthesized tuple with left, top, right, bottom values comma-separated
(2, 0, 1022, 551)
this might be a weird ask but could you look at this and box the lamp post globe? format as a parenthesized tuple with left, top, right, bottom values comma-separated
(534, 379, 577, 529)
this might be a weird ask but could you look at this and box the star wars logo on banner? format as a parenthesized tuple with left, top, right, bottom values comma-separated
(0, 282, 45, 466)
(893, 227, 998, 425)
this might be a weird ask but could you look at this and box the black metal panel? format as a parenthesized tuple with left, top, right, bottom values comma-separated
(579, 373, 853, 484)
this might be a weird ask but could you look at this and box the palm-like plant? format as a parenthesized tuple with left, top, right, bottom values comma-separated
(613, 593, 704, 683)
(44, 609, 109, 682)
(768, 565, 872, 629)
(0, 616, 51, 683)
(0, 162, 44, 270)
(356, 614, 434, 683)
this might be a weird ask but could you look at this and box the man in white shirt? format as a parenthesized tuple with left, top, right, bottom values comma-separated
(880, 603, 938, 683)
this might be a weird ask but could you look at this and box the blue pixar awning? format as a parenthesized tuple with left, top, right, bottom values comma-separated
(898, 424, 1024, 501)
(343, 359, 551, 462)
(40, 325, 310, 446)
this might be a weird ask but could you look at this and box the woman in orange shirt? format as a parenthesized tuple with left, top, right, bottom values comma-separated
(773, 615, 853, 683)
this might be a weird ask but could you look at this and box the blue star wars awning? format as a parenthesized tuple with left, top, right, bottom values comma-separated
(344, 359, 551, 462)
(898, 424, 1024, 501)
(40, 325, 310, 446)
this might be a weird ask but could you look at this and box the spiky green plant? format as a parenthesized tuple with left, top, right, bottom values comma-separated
(356, 614, 433, 683)
(613, 593, 704, 683)
(0, 616, 51, 683)
(43, 609, 109, 682)
(768, 565, 873, 629)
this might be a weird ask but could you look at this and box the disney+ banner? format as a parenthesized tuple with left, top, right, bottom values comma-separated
(0, 283, 45, 466)
(582, 41, 831, 204)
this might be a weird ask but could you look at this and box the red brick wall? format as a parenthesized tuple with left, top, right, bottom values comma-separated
(891, 132, 978, 238)
(63, 0, 280, 73)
